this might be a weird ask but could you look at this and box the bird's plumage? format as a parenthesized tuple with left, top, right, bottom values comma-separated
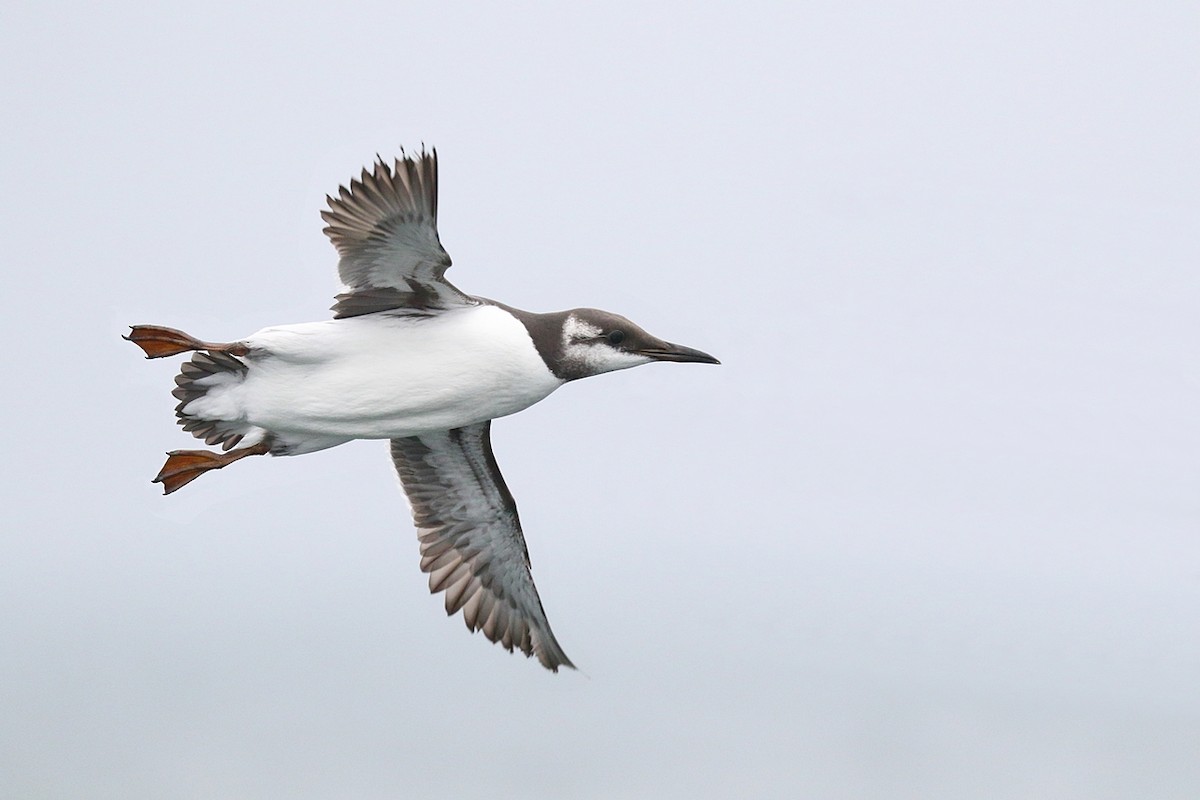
(129, 147, 717, 672)
(322, 150, 467, 318)
(391, 423, 573, 671)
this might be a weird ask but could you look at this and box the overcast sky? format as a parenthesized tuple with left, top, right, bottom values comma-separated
(2, 2, 1198, 798)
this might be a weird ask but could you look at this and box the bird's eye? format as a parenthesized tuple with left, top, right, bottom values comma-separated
(607, 330, 625, 346)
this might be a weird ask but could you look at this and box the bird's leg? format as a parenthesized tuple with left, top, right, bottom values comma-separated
(124, 325, 250, 359)
(153, 439, 272, 495)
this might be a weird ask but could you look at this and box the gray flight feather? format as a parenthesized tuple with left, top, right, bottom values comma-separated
(321, 149, 473, 317)
(389, 422, 575, 672)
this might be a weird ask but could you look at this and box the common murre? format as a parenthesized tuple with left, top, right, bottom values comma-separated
(126, 148, 719, 672)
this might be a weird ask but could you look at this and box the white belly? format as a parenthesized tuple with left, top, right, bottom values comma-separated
(217, 305, 562, 440)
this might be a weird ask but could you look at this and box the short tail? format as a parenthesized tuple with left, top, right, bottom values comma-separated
(173, 351, 261, 451)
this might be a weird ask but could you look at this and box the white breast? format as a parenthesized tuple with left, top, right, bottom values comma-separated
(224, 305, 563, 439)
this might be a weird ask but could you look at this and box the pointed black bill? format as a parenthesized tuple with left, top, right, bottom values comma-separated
(639, 342, 721, 364)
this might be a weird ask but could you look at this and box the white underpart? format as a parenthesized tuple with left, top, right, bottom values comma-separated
(182, 305, 564, 453)
(560, 313, 653, 376)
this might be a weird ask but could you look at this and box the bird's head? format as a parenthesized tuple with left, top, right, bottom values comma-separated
(555, 308, 720, 380)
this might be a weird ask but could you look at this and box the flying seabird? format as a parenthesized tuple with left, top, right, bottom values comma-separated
(126, 148, 719, 671)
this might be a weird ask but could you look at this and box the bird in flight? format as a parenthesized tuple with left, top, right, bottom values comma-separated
(126, 148, 719, 671)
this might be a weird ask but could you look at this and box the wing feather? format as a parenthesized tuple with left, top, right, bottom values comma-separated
(323, 149, 471, 318)
(389, 422, 575, 672)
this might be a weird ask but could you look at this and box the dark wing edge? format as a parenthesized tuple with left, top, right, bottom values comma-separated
(322, 148, 470, 317)
(389, 423, 575, 672)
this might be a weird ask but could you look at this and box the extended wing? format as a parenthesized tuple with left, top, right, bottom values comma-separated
(389, 422, 574, 672)
(322, 149, 472, 317)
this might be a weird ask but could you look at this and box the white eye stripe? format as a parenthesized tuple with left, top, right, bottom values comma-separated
(561, 314, 603, 344)
(559, 314, 649, 377)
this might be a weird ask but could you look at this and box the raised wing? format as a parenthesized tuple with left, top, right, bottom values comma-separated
(389, 423, 574, 672)
(321, 149, 471, 318)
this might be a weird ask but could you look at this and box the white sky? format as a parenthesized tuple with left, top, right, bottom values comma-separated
(2, 2, 1198, 797)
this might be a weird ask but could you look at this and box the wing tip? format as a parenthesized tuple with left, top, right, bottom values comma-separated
(533, 629, 576, 673)
(323, 146, 439, 222)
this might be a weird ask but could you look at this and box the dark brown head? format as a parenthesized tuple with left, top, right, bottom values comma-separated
(512, 306, 719, 382)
